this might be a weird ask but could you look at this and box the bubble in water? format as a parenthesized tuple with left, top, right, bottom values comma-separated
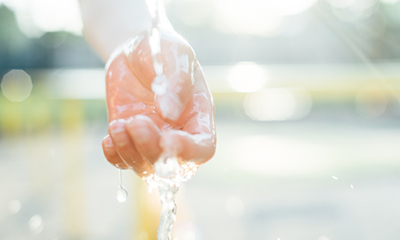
(1, 69, 33, 102)
(116, 185, 128, 202)
(152, 75, 168, 95)
(28, 214, 44, 235)
(9, 199, 21, 214)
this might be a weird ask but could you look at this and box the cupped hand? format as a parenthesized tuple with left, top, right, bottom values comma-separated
(101, 29, 216, 178)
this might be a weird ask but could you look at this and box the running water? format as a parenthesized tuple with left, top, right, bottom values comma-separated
(146, 0, 168, 96)
(143, 1, 198, 239)
(145, 158, 198, 240)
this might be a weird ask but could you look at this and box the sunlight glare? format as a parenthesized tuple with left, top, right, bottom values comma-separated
(244, 88, 312, 121)
(230, 135, 333, 176)
(227, 62, 268, 92)
(380, 0, 399, 4)
(2, 0, 82, 37)
(327, 0, 357, 8)
(213, 0, 282, 36)
(355, 86, 387, 119)
(270, 0, 318, 16)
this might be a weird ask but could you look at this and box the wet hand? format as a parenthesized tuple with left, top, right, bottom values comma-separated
(101, 29, 216, 178)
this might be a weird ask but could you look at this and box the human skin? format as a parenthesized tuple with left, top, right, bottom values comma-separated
(79, 0, 216, 177)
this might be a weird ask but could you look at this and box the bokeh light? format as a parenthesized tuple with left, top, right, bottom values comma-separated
(355, 86, 387, 118)
(227, 62, 268, 92)
(1, 0, 82, 37)
(243, 88, 312, 121)
(327, 0, 357, 9)
(28, 214, 44, 235)
(269, 0, 318, 16)
(8, 199, 21, 214)
(230, 135, 332, 176)
(212, 0, 317, 36)
(329, 0, 379, 21)
(380, 0, 399, 4)
(225, 195, 244, 218)
(1, 69, 33, 102)
(213, 0, 282, 36)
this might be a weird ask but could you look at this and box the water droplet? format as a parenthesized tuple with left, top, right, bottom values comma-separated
(9, 199, 21, 214)
(332, 176, 338, 180)
(28, 214, 44, 235)
(116, 169, 128, 202)
(116, 185, 128, 202)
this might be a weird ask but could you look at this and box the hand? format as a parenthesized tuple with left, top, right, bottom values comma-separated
(101, 29, 216, 178)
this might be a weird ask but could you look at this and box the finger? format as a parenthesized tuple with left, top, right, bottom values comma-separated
(160, 130, 216, 164)
(102, 135, 129, 169)
(161, 63, 216, 164)
(126, 115, 162, 164)
(109, 119, 154, 176)
(106, 52, 154, 121)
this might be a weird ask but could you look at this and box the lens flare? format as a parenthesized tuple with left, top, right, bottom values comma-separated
(1, 69, 33, 102)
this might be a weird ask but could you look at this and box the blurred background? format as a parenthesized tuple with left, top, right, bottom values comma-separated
(1, 0, 400, 239)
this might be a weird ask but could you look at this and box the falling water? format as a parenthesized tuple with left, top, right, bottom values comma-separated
(143, 0, 197, 239)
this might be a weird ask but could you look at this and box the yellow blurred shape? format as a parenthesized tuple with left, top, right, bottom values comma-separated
(0, 101, 23, 133)
(1, 69, 33, 102)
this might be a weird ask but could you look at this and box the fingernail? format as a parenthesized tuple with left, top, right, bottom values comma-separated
(159, 93, 182, 121)
(103, 136, 114, 147)
(127, 116, 152, 143)
(110, 119, 126, 134)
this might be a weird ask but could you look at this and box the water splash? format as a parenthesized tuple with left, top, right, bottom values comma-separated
(144, 157, 198, 240)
